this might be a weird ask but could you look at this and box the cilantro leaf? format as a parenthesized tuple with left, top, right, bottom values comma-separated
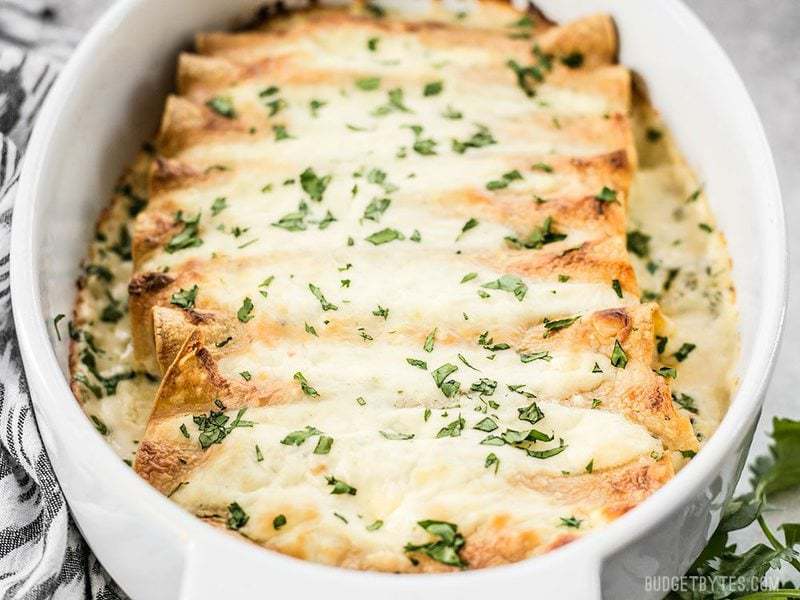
(481, 274, 528, 301)
(404, 520, 467, 568)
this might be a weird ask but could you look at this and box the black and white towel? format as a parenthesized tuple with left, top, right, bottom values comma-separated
(0, 2, 125, 598)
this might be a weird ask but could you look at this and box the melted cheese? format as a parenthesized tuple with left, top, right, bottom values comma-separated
(69, 0, 737, 573)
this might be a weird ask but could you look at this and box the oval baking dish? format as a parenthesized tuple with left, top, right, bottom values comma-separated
(10, 0, 785, 598)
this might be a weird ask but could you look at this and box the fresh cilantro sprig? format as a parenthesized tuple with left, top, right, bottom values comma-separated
(672, 418, 800, 599)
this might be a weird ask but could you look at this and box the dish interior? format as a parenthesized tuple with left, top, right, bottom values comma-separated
(62, 0, 740, 573)
(11, 0, 783, 594)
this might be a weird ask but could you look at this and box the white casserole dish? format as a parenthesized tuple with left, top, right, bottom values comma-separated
(10, 0, 786, 598)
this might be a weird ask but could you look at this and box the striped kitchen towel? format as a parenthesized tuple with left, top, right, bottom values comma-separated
(0, 3, 125, 598)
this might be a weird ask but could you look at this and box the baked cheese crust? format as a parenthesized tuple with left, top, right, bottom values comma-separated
(67, 0, 738, 573)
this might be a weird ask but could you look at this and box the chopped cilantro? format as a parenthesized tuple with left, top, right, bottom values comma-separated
(380, 430, 414, 441)
(53, 314, 65, 341)
(308, 283, 338, 311)
(474, 417, 498, 433)
(170, 285, 198, 309)
(656, 366, 677, 379)
(457, 218, 479, 240)
(452, 124, 496, 154)
(561, 52, 584, 68)
(404, 520, 467, 568)
(481, 274, 528, 301)
(436, 414, 465, 437)
(672, 392, 698, 414)
(646, 127, 663, 142)
(294, 372, 320, 397)
(237, 297, 254, 322)
(363, 197, 391, 222)
(626, 230, 651, 258)
(485, 452, 500, 474)
(300, 167, 332, 202)
(356, 76, 381, 91)
(193, 403, 253, 450)
(486, 169, 523, 190)
(206, 96, 235, 118)
(272, 209, 307, 232)
(595, 186, 619, 203)
(543, 315, 580, 336)
(442, 105, 463, 119)
(210, 197, 227, 216)
(166, 212, 202, 253)
(505, 216, 566, 249)
(372, 87, 412, 116)
(272, 124, 292, 141)
(281, 425, 322, 446)
(687, 187, 702, 202)
(309, 99, 327, 117)
(318, 210, 336, 230)
(424, 329, 436, 353)
(560, 516, 582, 529)
(227, 502, 249, 530)
(90, 415, 109, 435)
(423, 81, 444, 96)
(405, 124, 438, 156)
(610, 340, 628, 368)
(314, 435, 334, 455)
(264, 97, 287, 117)
(519, 350, 552, 363)
(432, 364, 460, 398)
(674, 343, 696, 362)
(326, 476, 357, 495)
(365, 228, 404, 245)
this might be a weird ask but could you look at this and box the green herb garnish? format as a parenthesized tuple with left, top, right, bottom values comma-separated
(326, 476, 357, 495)
(365, 228, 404, 245)
(166, 212, 202, 253)
(309, 283, 338, 311)
(505, 216, 566, 249)
(193, 403, 253, 450)
(481, 275, 528, 301)
(206, 96, 235, 118)
(610, 340, 628, 368)
(294, 372, 320, 397)
(300, 167, 332, 202)
(404, 520, 467, 568)
(423, 81, 443, 96)
(674, 343, 696, 362)
(356, 76, 381, 91)
(237, 297, 254, 322)
(170, 285, 198, 309)
(227, 502, 249, 530)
